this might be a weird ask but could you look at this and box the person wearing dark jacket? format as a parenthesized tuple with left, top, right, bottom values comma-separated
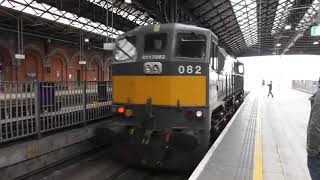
(307, 80, 320, 179)
(267, 81, 274, 98)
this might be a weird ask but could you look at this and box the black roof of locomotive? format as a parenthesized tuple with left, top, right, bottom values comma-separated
(120, 23, 218, 43)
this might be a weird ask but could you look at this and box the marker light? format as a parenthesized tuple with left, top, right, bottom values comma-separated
(186, 110, 193, 118)
(117, 106, 125, 114)
(195, 111, 203, 118)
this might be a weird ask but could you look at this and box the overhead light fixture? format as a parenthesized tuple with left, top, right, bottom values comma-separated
(313, 41, 319, 45)
(84, 38, 90, 43)
(276, 43, 282, 47)
(284, 25, 291, 30)
(125, 0, 132, 3)
(103, 43, 115, 50)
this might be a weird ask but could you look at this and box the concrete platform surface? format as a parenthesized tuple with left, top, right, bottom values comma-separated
(190, 88, 312, 180)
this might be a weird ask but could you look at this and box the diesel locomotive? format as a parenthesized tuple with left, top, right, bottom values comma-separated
(111, 23, 244, 170)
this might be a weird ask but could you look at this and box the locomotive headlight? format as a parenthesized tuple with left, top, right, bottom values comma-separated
(153, 65, 159, 72)
(195, 111, 203, 118)
(144, 62, 162, 74)
(144, 65, 151, 73)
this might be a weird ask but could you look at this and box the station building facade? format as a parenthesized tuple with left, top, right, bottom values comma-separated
(0, 31, 112, 82)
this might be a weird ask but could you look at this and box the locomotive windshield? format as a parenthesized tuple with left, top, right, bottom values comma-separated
(176, 33, 206, 59)
(144, 33, 167, 52)
(114, 35, 137, 61)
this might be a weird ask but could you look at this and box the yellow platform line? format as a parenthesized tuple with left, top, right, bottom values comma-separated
(253, 99, 263, 180)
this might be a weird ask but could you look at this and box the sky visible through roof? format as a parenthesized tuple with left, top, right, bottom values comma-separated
(87, 0, 156, 26)
(296, 0, 320, 32)
(230, 0, 258, 47)
(271, 0, 294, 35)
(0, 0, 124, 39)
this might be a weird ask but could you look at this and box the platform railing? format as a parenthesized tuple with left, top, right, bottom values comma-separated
(0, 81, 112, 143)
(292, 80, 318, 94)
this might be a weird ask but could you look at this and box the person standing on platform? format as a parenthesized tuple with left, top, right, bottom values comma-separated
(267, 81, 274, 98)
(307, 79, 320, 180)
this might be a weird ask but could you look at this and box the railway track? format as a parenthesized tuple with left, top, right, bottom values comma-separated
(17, 93, 250, 180)
(19, 147, 188, 180)
(104, 168, 187, 180)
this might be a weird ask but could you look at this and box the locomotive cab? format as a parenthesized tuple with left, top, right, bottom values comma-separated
(112, 24, 213, 128)
(114, 24, 211, 63)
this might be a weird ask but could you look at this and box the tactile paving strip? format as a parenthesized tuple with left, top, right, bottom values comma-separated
(195, 94, 259, 180)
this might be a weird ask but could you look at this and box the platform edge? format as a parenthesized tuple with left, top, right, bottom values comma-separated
(188, 93, 251, 180)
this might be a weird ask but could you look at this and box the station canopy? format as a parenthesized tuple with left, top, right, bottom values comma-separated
(0, 0, 319, 57)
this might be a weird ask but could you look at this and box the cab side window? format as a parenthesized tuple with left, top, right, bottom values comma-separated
(234, 62, 244, 74)
(217, 50, 226, 73)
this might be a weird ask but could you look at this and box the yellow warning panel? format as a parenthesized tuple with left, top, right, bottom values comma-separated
(112, 76, 206, 106)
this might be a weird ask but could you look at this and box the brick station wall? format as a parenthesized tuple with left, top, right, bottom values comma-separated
(0, 31, 112, 82)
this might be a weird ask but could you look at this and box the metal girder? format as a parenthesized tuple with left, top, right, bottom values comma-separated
(0, 0, 157, 49)
(196, 1, 229, 21)
(34, 0, 137, 32)
(191, 0, 212, 12)
(1, 0, 319, 57)
(181, 0, 247, 56)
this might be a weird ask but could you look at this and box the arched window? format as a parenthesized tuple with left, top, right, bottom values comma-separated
(18, 52, 42, 81)
(88, 61, 100, 81)
(48, 56, 65, 81)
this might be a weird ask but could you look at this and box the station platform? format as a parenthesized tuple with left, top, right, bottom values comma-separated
(189, 88, 313, 180)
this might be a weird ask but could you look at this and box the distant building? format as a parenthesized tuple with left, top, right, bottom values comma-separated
(0, 31, 112, 82)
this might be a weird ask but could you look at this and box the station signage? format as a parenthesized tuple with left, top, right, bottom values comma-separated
(79, 61, 87, 65)
(311, 25, 320, 36)
(103, 43, 115, 50)
(15, 54, 25, 60)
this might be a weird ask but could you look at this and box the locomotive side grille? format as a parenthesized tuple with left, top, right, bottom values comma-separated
(112, 75, 206, 106)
